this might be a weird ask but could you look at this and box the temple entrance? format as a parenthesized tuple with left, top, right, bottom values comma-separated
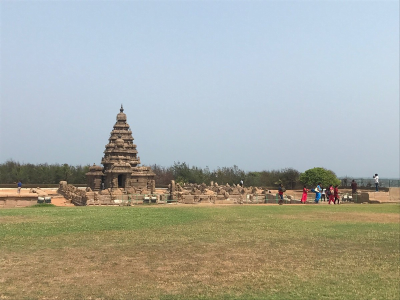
(118, 174, 126, 188)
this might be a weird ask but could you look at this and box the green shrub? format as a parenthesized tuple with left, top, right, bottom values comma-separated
(299, 167, 341, 188)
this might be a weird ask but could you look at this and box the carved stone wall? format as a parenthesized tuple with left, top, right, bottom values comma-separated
(58, 181, 88, 206)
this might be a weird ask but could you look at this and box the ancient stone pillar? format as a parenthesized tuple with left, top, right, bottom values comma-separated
(170, 180, 176, 200)
(171, 180, 176, 194)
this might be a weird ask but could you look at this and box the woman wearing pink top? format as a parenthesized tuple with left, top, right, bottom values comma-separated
(328, 185, 335, 204)
(301, 185, 308, 204)
(334, 185, 339, 204)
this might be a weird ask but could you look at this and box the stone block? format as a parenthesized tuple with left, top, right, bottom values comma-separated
(369, 200, 380, 204)
(5, 200, 17, 207)
(215, 199, 232, 204)
(359, 192, 370, 203)
(16, 200, 35, 207)
(198, 196, 210, 203)
(100, 199, 112, 205)
(183, 195, 195, 204)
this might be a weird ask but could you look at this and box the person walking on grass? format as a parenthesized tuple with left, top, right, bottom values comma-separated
(321, 186, 326, 202)
(334, 185, 340, 204)
(301, 185, 308, 204)
(328, 184, 335, 204)
(314, 183, 322, 203)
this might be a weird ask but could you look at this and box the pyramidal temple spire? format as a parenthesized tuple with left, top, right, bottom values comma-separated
(86, 105, 155, 192)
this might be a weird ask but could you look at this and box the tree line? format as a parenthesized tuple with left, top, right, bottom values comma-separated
(0, 160, 89, 184)
(0, 160, 300, 188)
(150, 162, 301, 188)
(0, 160, 339, 189)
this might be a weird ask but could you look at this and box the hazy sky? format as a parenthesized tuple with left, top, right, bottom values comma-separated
(1, 0, 399, 178)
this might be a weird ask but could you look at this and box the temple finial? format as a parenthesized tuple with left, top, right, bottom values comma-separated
(120, 104, 124, 112)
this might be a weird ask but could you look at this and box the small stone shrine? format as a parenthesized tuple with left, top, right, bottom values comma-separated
(86, 105, 155, 191)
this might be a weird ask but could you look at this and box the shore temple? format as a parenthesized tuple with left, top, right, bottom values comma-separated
(86, 105, 155, 191)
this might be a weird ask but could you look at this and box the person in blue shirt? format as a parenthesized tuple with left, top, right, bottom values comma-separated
(17, 181, 22, 194)
(314, 182, 322, 203)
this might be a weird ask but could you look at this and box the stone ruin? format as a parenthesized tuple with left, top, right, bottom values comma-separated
(58, 181, 88, 206)
(61, 105, 291, 206)
(58, 179, 157, 206)
(58, 179, 292, 206)
(0, 187, 52, 208)
(167, 181, 285, 204)
(86, 105, 156, 192)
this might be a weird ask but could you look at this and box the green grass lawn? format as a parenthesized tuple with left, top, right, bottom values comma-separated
(1, 204, 399, 300)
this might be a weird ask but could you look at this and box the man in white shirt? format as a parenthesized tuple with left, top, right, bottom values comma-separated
(373, 174, 379, 192)
(321, 187, 326, 202)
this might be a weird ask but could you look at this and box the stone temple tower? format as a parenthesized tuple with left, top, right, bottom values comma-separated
(86, 105, 155, 191)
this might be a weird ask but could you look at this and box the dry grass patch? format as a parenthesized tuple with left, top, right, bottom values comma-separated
(0, 215, 52, 224)
(1, 205, 399, 299)
(0, 237, 323, 299)
(282, 211, 400, 223)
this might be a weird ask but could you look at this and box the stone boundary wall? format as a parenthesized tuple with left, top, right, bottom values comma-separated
(0, 195, 38, 208)
(0, 187, 50, 208)
(58, 181, 88, 206)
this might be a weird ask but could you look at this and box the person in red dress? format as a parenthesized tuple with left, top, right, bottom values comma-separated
(334, 185, 339, 204)
(278, 183, 284, 205)
(328, 184, 335, 204)
(301, 185, 308, 204)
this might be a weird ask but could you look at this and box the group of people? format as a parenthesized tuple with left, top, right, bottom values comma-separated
(301, 183, 340, 204)
(277, 183, 339, 204)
